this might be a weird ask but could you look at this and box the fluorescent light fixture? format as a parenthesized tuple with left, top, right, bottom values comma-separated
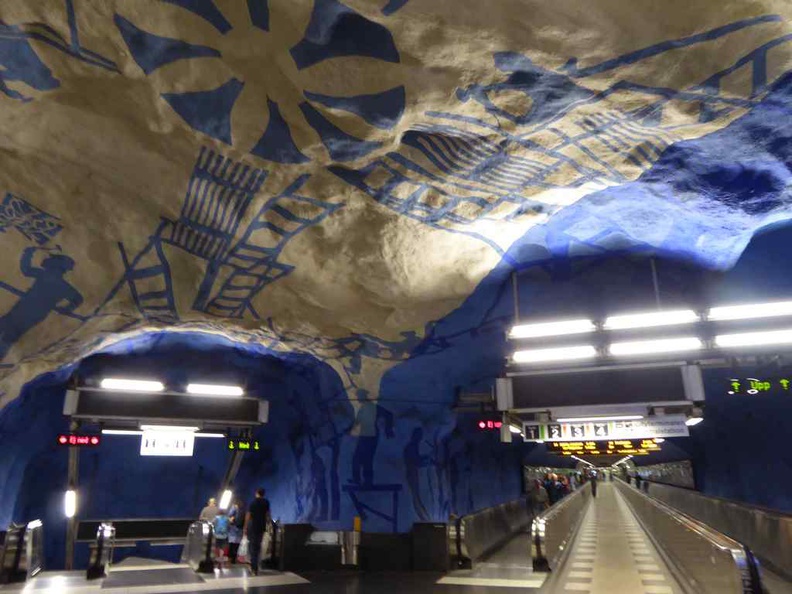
(685, 417, 704, 427)
(715, 329, 792, 348)
(100, 378, 164, 392)
(509, 318, 595, 339)
(140, 425, 199, 432)
(535, 439, 545, 444)
(509, 425, 522, 434)
(512, 345, 597, 364)
(65, 489, 77, 518)
(102, 429, 144, 436)
(604, 309, 698, 330)
(556, 415, 644, 423)
(609, 336, 702, 356)
(186, 383, 244, 397)
(27, 519, 43, 529)
(709, 300, 792, 321)
(219, 489, 233, 510)
(195, 433, 226, 438)
(654, 438, 665, 443)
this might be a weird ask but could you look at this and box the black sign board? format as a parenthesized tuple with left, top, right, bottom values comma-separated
(545, 439, 661, 456)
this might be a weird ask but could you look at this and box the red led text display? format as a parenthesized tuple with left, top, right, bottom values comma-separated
(477, 420, 503, 430)
(57, 433, 101, 447)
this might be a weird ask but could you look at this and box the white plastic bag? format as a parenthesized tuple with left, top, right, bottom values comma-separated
(237, 535, 249, 562)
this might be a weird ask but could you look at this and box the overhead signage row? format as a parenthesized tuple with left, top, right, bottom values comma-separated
(57, 433, 101, 447)
(545, 439, 662, 456)
(227, 438, 260, 451)
(524, 415, 689, 442)
(727, 377, 791, 396)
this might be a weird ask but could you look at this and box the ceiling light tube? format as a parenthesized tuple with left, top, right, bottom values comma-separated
(685, 417, 703, 427)
(715, 329, 792, 348)
(101, 429, 144, 436)
(555, 415, 644, 423)
(509, 318, 595, 339)
(140, 425, 199, 432)
(186, 383, 244, 397)
(604, 309, 698, 330)
(512, 345, 597, 364)
(709, 300, 792, 321)
(509, 425, 522, 434)
(609, 336, 702, 356)
(100, 378, 164, 392)
(27, 520, 42, 529)
(194, 433, 226, 438)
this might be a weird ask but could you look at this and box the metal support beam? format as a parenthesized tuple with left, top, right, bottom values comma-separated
(65, 420, 80, 571)
(511, 271, 520, 323)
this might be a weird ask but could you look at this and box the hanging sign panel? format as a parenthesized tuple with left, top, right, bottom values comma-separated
(524, 415, 688, 442)
(140, 431, 195, 456)
(545, 439, 662, 456)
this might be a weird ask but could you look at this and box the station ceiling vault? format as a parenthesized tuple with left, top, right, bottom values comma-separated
(0, 0, 791, 401)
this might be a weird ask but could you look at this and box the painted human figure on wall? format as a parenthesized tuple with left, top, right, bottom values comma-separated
(350, 389, 394, 486)
(403, 427, 431, 520)
(0, 247, 82, 360)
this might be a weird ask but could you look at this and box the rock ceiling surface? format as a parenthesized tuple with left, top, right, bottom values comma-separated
(0, 0, 791, 403)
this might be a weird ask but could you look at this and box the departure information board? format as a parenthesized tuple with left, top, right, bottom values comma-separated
(546, 439, 662, 456)
(727, 377, 792, 396)
(524, 416, 688, 442)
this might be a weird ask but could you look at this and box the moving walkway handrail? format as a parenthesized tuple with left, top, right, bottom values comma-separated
(531, 481, 591, 571)
(615, 478, 762, 594)
(638, 479, 792, 581)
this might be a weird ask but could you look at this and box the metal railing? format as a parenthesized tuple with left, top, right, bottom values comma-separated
(615, 479, 762, 594)
(638, 480, 792, 582)
(180, 520, 215, 573)
(530, 481, 591, 571)
(451, 497, 531, 566)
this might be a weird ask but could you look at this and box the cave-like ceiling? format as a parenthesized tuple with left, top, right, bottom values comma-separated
(0, 0, 791, 402)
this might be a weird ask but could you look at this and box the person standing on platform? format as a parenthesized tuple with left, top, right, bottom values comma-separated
(228, 499, 245, 564)
(590, 472, 598, 498)
(213, 509, 230, 569)
(243, 488, 271, 576)
(200, 497, 219, 522)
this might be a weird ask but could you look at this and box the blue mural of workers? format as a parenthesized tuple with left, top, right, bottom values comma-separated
(350, 389, 394, 486)
(403, 427, 431, 520)
(0, 247, 83, 361)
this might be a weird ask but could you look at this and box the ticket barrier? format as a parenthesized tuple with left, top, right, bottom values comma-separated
(0, 521, 44, 584)
(181, 521, 215, 574)
(86, 523, 115, 580)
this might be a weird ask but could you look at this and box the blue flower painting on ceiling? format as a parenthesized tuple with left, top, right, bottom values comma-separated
(115, 0, 405, 164)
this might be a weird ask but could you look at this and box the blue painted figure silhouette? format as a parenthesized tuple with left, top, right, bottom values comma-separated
(0, 247, 82, 360)
(403, 427, 430, 520)
(350, 389, 394, 486)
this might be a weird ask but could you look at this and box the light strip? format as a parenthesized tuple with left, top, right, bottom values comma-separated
(100, 378, 164, 392)
(715, 328, 792, 348)
(709, 300, 792, 321)
(604, 309, 698, 330)
(65, 489, 77, 519)
(509, 425, 522, 434)
(512, 345, 597, 364)
(186, 383, 244, 397)
(570, 455, 594, 467)
(509, 318, 595, 339)
(195, 433, 226, 438)
(610, 336, 702, 356)
(555, 415, 644, 423)
(685, 417, 704, 427)
(140, 425, 199, 432)
(101, 429, 143, 436)
(219, 489, 233, 510)
(27, 519, 42, 529)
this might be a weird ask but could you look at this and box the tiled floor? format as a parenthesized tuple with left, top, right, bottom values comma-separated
(551, 483, 680, 594)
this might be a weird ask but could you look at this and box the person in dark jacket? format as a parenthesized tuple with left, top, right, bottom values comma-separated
(243, 488, 271, 575)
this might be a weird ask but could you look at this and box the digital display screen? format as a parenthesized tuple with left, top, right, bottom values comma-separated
(545, 439, 661, 456)
(57, 433, 101, 447)
(727, 377, 792, 396)
(227, 438, 260, 451)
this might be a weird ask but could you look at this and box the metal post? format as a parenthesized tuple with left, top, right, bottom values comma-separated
(650, 258, 661, 310)
(65, 420, 80, 571)
(511, 271, 520, 322)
